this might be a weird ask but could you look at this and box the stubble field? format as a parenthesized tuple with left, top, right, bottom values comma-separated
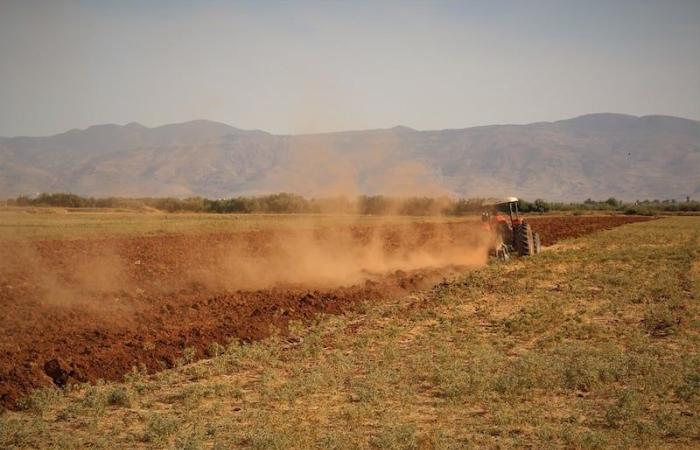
(2, 209, 693, 449)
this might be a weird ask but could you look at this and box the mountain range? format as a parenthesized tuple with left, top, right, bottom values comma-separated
(1, 113, 698, 201)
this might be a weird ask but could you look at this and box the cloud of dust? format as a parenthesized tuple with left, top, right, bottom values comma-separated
(0, 240, 133, 317)
(190, 221, 492, 291)
(202, 120, 493, 290)
(0, 221, 493, 311)
(264, 127, 457, 202)
(0, 121, 495, 310)
(368, 160, 453, 197)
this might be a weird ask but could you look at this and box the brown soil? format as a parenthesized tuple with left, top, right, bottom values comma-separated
(526, 215, 652, 246)
(0, 215, 650, 409)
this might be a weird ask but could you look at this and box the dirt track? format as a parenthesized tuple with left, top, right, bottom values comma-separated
(0, 215, 650, 409)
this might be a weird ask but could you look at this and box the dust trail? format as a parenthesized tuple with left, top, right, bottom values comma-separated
(0, 239, 132, 316)
(195, 121, 489, 290)
(0, 121, 494, 306)
(0, 221, 493, 312)
(190, 221, 492, 291)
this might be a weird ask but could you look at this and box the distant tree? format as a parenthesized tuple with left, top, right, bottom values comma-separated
(517, 199, 534, 213)
(449, 198, 484, 215)
(358, 195, 400, 215)
(14, 195, 31, 206)
(605, 197, 619, 207)
(533, 198, 549, 213)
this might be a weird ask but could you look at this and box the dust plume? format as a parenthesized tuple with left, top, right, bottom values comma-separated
(189, 221, 492, 291)
(194, 129, 489, 290)
(0, 221, 494, 313)
(0, 123, 494, 309)
(0, 239, 132, 316)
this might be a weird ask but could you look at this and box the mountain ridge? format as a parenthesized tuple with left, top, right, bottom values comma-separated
(1, 113, 699, 201)
(8, 113, 699, 140)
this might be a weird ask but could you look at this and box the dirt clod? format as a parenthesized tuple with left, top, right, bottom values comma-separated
(43, 359, 70, 387)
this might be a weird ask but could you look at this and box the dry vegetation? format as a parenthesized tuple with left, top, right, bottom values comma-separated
(1, 217, 698, 449)
(0, 207, 467, 241)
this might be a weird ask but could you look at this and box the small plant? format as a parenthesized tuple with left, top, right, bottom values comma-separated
(370, 423, 418, 450)
(174, 427, 205, 450)
(643, 306, 680, 337)
(142, 413, 180, 444)
(350, 379, 380, 403)
(183, 346, 198, 364)
(16, 387, 61, 416)
(244, 426, 296, 450)
(675, 372, 700, 403)
(605, 389, 640, 428)
(106, 386, 132, 407)
(206, 342, 225, 357)
(80, 385, 107, 415)
(624, 207, 657, 216)
(124, 364, 149, 383)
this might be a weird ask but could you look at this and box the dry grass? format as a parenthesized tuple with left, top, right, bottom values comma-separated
(0, 207, 472, 241)
(1, 217, 698, 448)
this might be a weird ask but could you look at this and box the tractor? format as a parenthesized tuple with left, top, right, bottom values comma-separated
(481, 197, 541, 260)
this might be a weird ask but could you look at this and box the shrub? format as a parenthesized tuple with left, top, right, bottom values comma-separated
(16, 388, 61, 416)
(675, 372, 700, 403)
(605, 389, 641, 428)
(106, 387, 132, 407)
(625, 207, 657, 216)
(205, 342, 226, 358)
(370, 423, 419, 450)
(183, 347, 198, 364)
(643, 306, 680, 337)
(142, 413, 180, 443)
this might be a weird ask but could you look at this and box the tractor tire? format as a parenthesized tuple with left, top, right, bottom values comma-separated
(513, 223, 522, 254)
(517, 222, 535, 256)
(534, 232, 541, 255)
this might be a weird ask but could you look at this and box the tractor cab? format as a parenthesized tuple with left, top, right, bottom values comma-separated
(482, 197, 522, 228)
(481, 197, 540, 260)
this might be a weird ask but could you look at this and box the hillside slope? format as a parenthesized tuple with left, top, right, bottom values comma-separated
(1, 114, 698, 200)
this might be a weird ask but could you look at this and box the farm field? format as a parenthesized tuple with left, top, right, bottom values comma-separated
(0, 208, 469, 241)
(2, 214, 695, 449)
(0, 214, 651, 411)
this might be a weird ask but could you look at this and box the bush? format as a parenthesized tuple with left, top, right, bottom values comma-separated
(624, 207, 657, 216)
(205, 342, 225, 358)
(605, 389, 641, 428)
(183, 347, 198, 364)
(106, 387, 132, 407)
(142, 413, 180, 443)
(16, 388, 61, 416)
(643, 306, 680, 336)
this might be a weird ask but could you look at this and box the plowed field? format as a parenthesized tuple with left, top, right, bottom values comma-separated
(527, 215, 652, 246)
(0, 215, 651, 409)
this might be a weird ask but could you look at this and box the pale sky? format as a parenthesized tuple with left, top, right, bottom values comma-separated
(1, 0, 699, 137)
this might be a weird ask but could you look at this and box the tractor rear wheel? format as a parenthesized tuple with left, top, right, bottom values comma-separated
(517, 222, 535, 256)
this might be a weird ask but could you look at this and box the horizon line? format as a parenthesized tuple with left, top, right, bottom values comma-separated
(2, 112, 699, 140)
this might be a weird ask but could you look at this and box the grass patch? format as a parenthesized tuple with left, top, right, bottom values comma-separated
(0, 208, 468, 240)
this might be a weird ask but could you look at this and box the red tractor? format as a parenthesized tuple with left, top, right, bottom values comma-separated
(481, 197, 541, 260)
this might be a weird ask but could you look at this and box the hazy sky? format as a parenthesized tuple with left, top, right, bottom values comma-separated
(1, 0, 699, 136)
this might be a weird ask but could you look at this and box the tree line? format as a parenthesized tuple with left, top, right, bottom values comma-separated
(3, 192, 699, 215)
